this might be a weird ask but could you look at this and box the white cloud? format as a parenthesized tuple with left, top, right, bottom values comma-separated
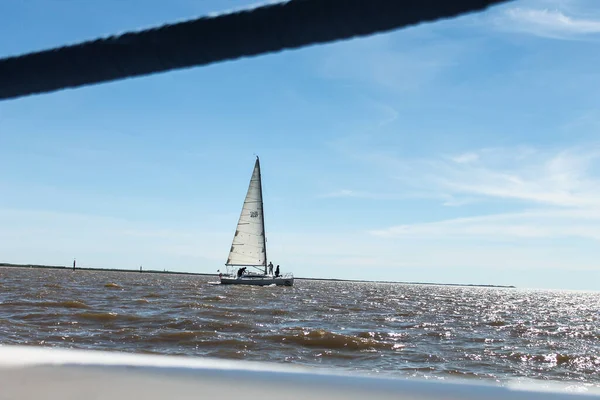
(374, 102, 399, 127)
(395, 146, 600, 208)
(311, 143, 600, 284)
(318, 34, 465, 91)
(440, 195, 479, 207)
(319, 189, 360, 198)
(454, 152, 599, 207)
(318, 189, 403, 200)
(450, 152, 479, 164)
(325, 143, 600, 209)
(370, 209, 600, 240)
(356, 144, 600, 243)
(498, 7, 600, 39)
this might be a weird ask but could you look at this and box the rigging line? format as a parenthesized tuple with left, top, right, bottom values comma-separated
(0, 0, 512, 101)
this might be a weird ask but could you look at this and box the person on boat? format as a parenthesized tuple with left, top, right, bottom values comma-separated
(275, 265, 280, 277)
(237, 267, 247, 278)
(268, 261, 273, 275)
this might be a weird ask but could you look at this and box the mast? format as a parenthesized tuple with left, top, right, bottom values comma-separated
(256, 156, 268, 274)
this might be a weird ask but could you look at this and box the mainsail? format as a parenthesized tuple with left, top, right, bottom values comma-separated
(225, 157, 267, 271)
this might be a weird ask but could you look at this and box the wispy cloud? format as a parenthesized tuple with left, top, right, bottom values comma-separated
(497, 7, 600, 39)
(318, 34, 465, 91)
(360, 144, 600, 241)
(450, 152, 479, 164)
(373, 102, 399, 127)
(440, 195, 479, 207)
(318, 189, 402, 200)
(370, 209, 600, 240)
(319, 189, 363, 198)
(386, 146, 600, 208)
(443, 148, 600, 208)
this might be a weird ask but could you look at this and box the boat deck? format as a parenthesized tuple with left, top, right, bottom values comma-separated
(220, 273, 294, 286)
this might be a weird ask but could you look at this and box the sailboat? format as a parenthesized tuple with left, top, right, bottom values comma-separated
(219, 157, 294, 286)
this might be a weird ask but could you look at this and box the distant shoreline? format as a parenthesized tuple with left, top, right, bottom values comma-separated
(0, 263, 516, 289)
(295, 276, 516, 288)
(0, 263, 213, 277)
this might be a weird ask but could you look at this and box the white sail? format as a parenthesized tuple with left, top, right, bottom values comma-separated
(225, 158, 267, 268)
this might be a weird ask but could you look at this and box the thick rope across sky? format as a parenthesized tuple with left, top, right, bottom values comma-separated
(0, 0, 512, 101)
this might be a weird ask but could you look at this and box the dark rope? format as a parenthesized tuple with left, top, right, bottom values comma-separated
(0, 0, 512, 101)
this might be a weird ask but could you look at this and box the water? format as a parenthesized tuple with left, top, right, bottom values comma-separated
(1, 267, 599, 387)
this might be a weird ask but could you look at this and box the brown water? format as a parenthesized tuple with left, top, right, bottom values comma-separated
(1, 267, 599, 387)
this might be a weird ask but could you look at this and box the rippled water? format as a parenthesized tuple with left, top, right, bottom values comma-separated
(1, 267, 599, 387)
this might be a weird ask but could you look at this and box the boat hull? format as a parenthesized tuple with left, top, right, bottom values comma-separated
(220, 275, 294, 286)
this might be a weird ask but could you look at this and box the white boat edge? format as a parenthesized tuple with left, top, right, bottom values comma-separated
(0, 345, 598, 400)
(220, 274, 294, 286)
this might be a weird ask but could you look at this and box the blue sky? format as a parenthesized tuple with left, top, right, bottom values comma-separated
(2, 0, 600, 290)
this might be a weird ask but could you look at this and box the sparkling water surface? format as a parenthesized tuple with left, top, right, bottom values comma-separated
(1, 267, 599, 388)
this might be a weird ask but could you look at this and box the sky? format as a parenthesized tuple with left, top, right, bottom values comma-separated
(1, 0, 600, 291)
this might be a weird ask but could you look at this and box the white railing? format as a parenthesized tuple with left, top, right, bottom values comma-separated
(0, 346, 597, 400)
